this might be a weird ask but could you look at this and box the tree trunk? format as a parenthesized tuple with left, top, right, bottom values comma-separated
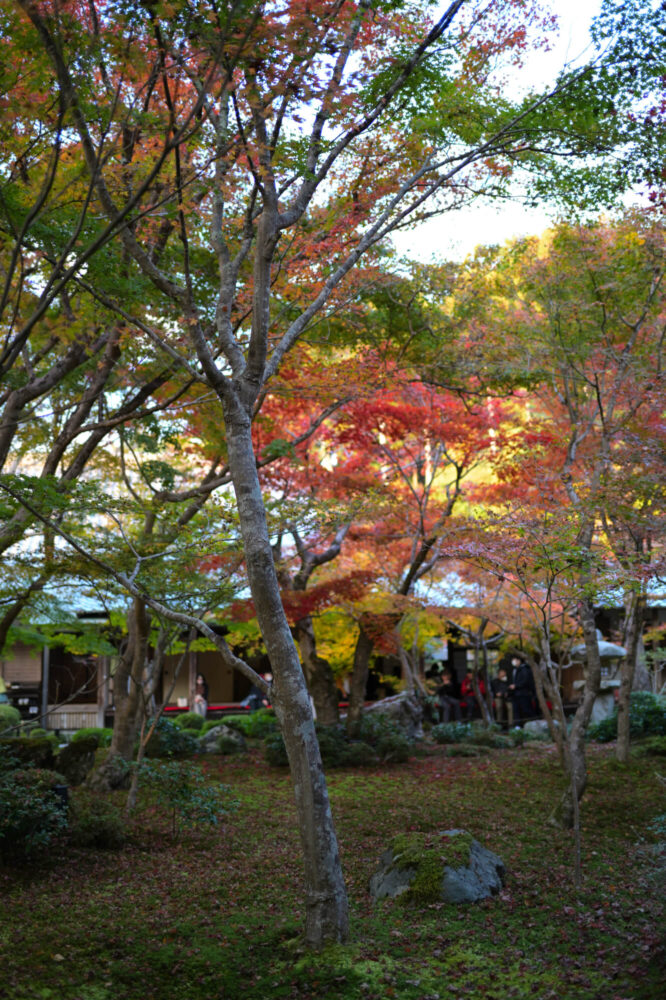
(224, 403, 348, 947)
(553, 599, 602, 829)
(616, 591, 645, 763)
(531, 646, 566, 767)
(346, 624, 373, 739)
(88, 597, 149, 792)
(294, 616, 340, 726)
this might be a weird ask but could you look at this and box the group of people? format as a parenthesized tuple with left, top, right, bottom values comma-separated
(429, 656, 537, 727)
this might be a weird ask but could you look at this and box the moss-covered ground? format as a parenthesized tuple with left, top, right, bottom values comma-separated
(1, 742, 664, 1000)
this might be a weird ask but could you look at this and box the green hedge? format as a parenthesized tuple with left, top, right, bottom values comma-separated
(173, 712, 205, 731)
(0, 704, 21, 734)
(71, 727, 113, 748)
(224, 709, 277, 740)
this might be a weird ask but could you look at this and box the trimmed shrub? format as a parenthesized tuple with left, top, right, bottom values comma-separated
(143, 717, 199, 758)
(315, 725, 348, 767)
(0, 767, 69, 862)
(264, 731, 289, 767)
(225, 709, 277, 740)
(200, 719, 223, 737)
(340, 741, 377, 767)
(445, 744, 490, 757)
(0, 736, 55, 769)
(217, 733, 244, 755)
(0, 704, 21, 734)
(173, 711, 205, 731)
(358, 713, 414, 762)
(633, 735, 666, 757)
(71, 727, 113, 748)
(69, 790, 127, 849)
(431, 722, 473, 745)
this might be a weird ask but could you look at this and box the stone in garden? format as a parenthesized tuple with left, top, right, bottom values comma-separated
(523, 719, 552, 738)
(56, 736, 97, 786)
(364, 691, 424, 740)
(369, 829, 505, 905)
(198, 724, 246, 754)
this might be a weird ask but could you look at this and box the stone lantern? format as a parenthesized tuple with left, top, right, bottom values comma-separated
(571, 629, 626, 723)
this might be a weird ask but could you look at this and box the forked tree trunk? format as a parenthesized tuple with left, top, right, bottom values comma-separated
(616, 591, 645, 763)
(88, 597, 149, 791)
(224, 403, 348, 947)
(294, 616, 340, 726)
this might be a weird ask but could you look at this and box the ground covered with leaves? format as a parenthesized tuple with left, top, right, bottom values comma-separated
(1, 743, 664, 1000)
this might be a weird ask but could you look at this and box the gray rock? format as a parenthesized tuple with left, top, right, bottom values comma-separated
(364, 691, 424, 740)
(369, 829, 505, 905)
(56, 737, 97, 786)
(198, 724, 246, 754)
(523, 719, 552, 738)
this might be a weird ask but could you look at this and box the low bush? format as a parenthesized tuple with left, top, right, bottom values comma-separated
(216, 733, 245, 755)
(358, 714, 414, 762)
(314, 725, 348, 767)
(143, 717, 199, 758)
(225, 709, 277, 740)
(264, 730, 289, 767)
(340, 740, 377, 767)
(0, 735, 56, 769)
(432, 720, 537, 750)
(430, 721, 473, 745)
(589, 691, 666, 743)
(633, 734, 666, 757)
(71, 727, 113, 748)
(445, 744, 490, 757)
(173, 711, 205, 731)
(136, 759, 238, 838)
(264, 715, 413, 768)
(0, 704, 21, 734)
(200, 719, 223, 736)
(0, 766, 69, 862)
(69, 790, 127, 849)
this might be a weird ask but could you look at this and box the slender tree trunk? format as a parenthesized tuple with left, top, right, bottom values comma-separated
(294, 616, 340, 726)
(531, 646, 566, 766)
(553, 599, 602, 829)
(346, 624, 373, 738)
(224, 403, 348, 947)
(471, 643, 492, 726)
(616, 591, 644, 763)
(88, 598, 149, 791)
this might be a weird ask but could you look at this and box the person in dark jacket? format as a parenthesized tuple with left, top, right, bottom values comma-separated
(508, 657, 535, 725)
(491, 666, 513, 728)
(436, 668, 462, 723)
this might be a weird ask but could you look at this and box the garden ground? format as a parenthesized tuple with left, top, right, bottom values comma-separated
(1, 742, 664, 1000)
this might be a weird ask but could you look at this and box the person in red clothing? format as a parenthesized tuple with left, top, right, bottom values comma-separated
(460, 668, 486, 719)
